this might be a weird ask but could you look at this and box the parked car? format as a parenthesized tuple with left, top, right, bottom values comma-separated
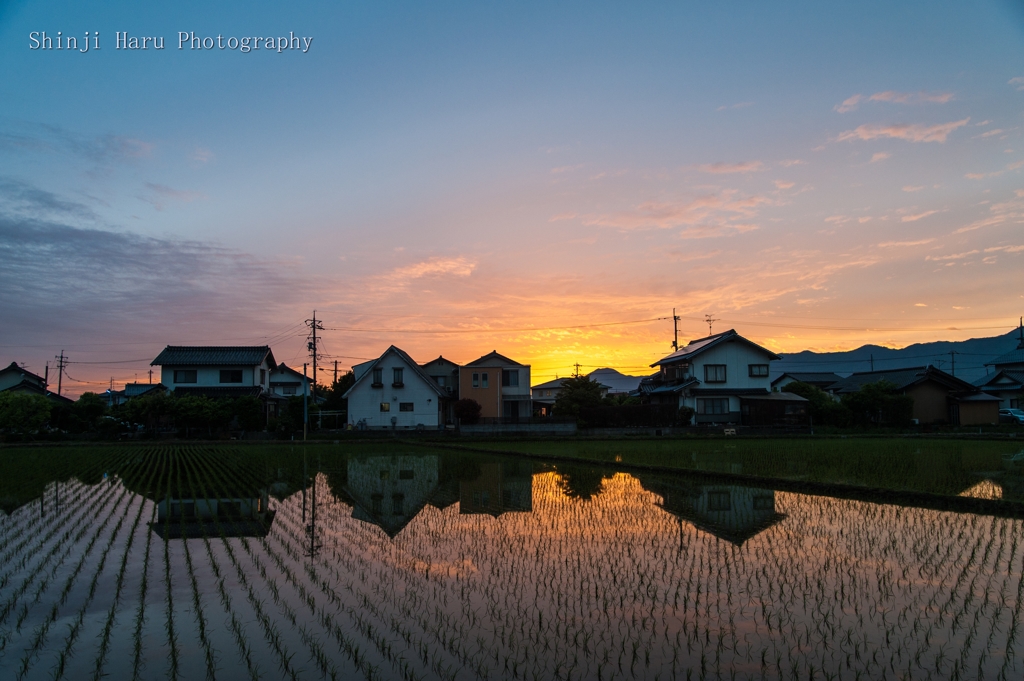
(999, 408, 1024, 425)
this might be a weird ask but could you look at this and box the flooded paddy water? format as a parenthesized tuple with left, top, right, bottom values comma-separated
(1, 441, 1023, 680)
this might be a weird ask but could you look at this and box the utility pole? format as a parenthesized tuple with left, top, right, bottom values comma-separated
(306, 311, 324, 405)
(333, 360, 338, 385)
(950, 350, 959, 377)
(54, 350, 66, 396)
(148, 369, 153, 384)
(671, 308, 681, 351)
(704, 314, 719, 336)
(44, 362, 49, 391)
(870, 354, 874, 371)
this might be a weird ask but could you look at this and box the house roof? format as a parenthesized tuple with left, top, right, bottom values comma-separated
(770, 372, 843, 388)
(973, 369, 1024, 389)
(420, 355, 459, 371)
(691, 387, 770, 397)
(124, 383, 167, 398)
(651, 329, 781, 367)
(0, 361, 45, 385)
(151, 346, 276, 367)
(740, 392, 809, 402)
(531, 377, 567, 391)
(986, 348, 1024, 368)
(342, 345, 446, 399)
(829, 366, 977, 395)
(271, 362, 308, 381)
(464, 350, 524, 367)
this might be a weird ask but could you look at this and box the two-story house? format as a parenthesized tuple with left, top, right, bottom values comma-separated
(151, 346, 277, 398)
(268, 362, 315, 399)
(343, 346, 446, 429)
(460, 351, 532, 420)
(640, 329, 783, 424)
(973, 322, 1024, 410)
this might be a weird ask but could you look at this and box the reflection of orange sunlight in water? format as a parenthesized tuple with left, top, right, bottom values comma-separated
(959, 479, 1003, 500)
(286, 466, 1023, 680)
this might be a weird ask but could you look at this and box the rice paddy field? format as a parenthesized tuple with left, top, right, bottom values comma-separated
(1, 441, 1023, 680)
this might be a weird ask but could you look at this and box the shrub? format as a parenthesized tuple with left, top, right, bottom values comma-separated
(454, 398, 482, 424)
(0, 391, 52, 433)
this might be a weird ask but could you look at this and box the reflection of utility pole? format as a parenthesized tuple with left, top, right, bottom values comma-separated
(704, 314, 718, 336)
(671, 308, 681, 351)
(303, 363, 309, 441)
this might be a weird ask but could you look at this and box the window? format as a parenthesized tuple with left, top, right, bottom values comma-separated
(482, 372, 489, 388)
(380, 402, 390, 412)
(399, 402, 414, 412)
(472, 372, 479, 388)
(704, 364, 726, 383)
(697, 398, 730, 415)
(707, 491, 731, 511)
(748, 364, 769, 377)
(752, 495, 774, 511)
(502, 369, 519, 387)
(372, 368, 383, 386)
(371, 494, 383, 514)
(260, 369, 266, 384)
(282, 386, 297, 395)
(433, 375, 447, 387)
(220, 369, 243, 383)
(399, 469, 414, 480)
(392, 367, 404, 386)
(174, 369, 197, 383)
(379, 469, 390, 480)
(392, 494, 405, 515)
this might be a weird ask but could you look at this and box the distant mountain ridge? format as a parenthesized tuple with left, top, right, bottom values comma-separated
(773, 329, 1023, 385)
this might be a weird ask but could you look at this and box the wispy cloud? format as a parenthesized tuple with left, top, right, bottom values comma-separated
(716, 101, 753, 111)
(871, 152, 891, 162)
(878, 239, 934, 247)
(698, 161, 764, 174)
(837, 118, 969, 144)
(901, 209, 941, 222)
(0, 177, 97, 222)
(902, 185, 925, 192)
(835, 90, 954, 112)
(562, 190, 772, 234)
(926, 250, 979, 261)
(778, 159, 804, 167)
(1009, 77, 1024, 91)
(774, 180, 795, 189)
(190, 147, 214, 163)
(388, 256, 476, 280)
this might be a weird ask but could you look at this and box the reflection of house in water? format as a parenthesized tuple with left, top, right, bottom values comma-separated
(460, 461, 533, 517)
(640, 475, 785, 546)
(151, 487, 274, 539)
(346, 455, 439, 537)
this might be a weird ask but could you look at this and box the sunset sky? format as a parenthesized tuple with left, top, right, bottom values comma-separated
(2, 1, 1024, 395)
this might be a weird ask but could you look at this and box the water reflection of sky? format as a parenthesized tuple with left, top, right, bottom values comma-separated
(2, 452, 1022, 681)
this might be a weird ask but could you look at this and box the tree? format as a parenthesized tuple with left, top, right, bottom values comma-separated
(0, 392, 51, 434)
(552, 374, 605, 424)
(454, 399, 482, 424)
(782, 382, 851, 427)
(841, 380, 914, 427)
(320, 371, 355, 413)
(556, 465, 613, 500)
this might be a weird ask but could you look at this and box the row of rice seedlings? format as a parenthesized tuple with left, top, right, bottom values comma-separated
(11, 450, 150, 680)
(172, 447, 218, 681)
(179, 445, 301, 681)
(0, 447, 131, 599)
(1, 463, 134, 647)
(0, 447, 126, 563)
(180, 446, 348, 679)
(161, 448, 184, 679)
(206, 448, 413, 681)
(89, 449, 164, 681)
(53, 452, 163, 681)
(131, 449, 169, 681)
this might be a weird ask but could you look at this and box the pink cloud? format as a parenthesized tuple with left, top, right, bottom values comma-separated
(834, 94, 862, 113)
(901, 210, 941, 222)
(572, 191, 772, 232)
(837, 118, 969, 143)
(698, 161, 764, 174)
(869, 90, 954, 104)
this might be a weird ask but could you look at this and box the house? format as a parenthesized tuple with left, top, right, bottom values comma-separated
(269, 362, 314, 398)
(531, 368, 642, 413)
(151, 346, 277, 396)
(639, 329, 788, 425)
(420, 356, 460, 423)
(460, 351, 532, 420)
(0, 361, 73, 404)
(345, 454, 440, 537)
(829, 365, 999, 425)
(975, 323, 1024, 409)
(770, 372, 843, 393)
(639, 474, 785, 546)
(343, 346, 446, 429)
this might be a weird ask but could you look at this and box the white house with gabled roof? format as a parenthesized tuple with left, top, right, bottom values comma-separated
(343, 346, 447, 429)
(639, 329, 783, 424)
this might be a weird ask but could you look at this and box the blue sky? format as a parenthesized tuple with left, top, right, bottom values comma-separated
(2, 1, 1024, 393)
